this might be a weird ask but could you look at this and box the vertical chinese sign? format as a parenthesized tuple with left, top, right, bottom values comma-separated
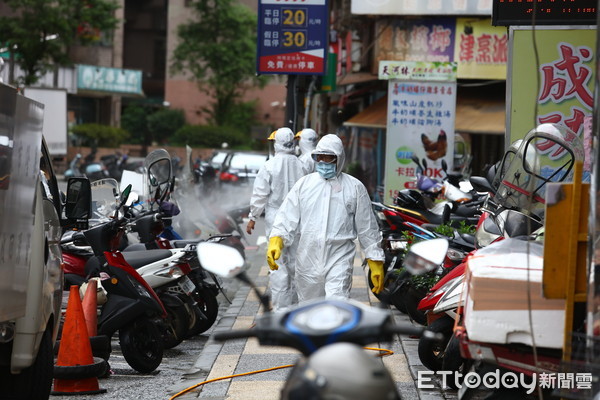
(508, 28, 595, 147)
(379, 61, 457, 204)
(257, 0, 329, 75)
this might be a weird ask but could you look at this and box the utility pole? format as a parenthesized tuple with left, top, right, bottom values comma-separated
(284, 75, 298, 131)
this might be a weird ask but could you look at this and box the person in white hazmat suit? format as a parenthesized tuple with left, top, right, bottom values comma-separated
(246, 127, 305, 310)
(267, 134, 385, 301)
(295, 128, 318, 173)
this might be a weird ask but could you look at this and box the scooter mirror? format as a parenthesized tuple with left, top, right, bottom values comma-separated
(441, 159, 448, 173)
(403, 238, 448, 275)
(410, 153, 421, 167)
(196, 242, 246, 278)
(119, 184, 132, 208)
(422, 158, 428, 172)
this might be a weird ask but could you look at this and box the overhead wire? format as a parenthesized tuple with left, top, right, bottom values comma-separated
(526, 1, 543, 397)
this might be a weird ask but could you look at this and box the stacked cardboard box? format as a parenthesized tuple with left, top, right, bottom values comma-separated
(464, 239, 565, 349)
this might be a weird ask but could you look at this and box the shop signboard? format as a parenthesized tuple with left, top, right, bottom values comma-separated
(352, 0, 492, 15)
(455, 18, 508, 79)
(380, 61, 457, 204)
(507, 27, 595, 179)
(375, 18, 456, 68)
(374, 18, 507, 80)
(257, 0, 328, 75)
(77, 65, 143, 96)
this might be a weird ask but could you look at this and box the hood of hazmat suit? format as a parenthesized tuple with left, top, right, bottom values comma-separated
(271, 134, 383, 301)
(249, 127, 305, 235)
(273, 127, 296, 155)
(297, 128, 318, 174)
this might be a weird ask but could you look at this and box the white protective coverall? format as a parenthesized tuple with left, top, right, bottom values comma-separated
(248, 127, 305, 309)
(297, 128, 318, 174)
(270, 134, 384, 301)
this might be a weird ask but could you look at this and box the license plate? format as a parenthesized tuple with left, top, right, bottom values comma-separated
(389, 240, 407, 251)
(178, 276, 196, 294)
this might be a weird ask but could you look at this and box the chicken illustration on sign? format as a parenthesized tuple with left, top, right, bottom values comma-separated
(420, 130, 448, 161)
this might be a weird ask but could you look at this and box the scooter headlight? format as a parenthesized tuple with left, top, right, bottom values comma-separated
(154, 265, 184, 279)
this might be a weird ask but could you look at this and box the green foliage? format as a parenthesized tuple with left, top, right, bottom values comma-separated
(433, 222, 455, 238)
(392, 266, 440, 292)
(393, 233, 441, 292)
(0, 0, 119, 86)
(171, 0, 267, 127)
(171, 125, 248, 148)
(410, 271, 440, 291)
(432, 220, 476, 237)
(147, 109, 186, 143)
(121, 105, 150, 145)
(220, 99, 260, 135)
(70, 123, 129, 148)
(456, 220, 476, 235)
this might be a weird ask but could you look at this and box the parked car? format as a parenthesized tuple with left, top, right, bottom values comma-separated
(208, 150, 230, 172)
(218, 151, 269, 184)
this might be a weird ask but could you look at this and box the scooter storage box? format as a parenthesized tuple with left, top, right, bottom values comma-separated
(464, 239, 565, 349)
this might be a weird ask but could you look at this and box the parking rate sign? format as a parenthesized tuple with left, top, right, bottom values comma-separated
(257, 0, 329, 75)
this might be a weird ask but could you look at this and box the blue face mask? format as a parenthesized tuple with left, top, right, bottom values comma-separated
(316, 161, 337, 179)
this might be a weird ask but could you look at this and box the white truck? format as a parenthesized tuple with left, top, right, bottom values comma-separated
(22, 87, 68, 159)
(0, 82, 90, 399)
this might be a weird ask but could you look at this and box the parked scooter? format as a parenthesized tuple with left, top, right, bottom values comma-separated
(418, 124, 585, 396)
(62, 179, 185, 352)
(79, 184, 167, 373)
(196, 241, 442, 400)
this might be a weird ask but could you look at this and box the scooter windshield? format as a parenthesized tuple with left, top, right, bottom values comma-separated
(90, 178, 120, 222)
(144, 149, 172, 200)
(494, 123, 584, 216)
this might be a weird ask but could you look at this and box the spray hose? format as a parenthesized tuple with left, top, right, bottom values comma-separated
(168, 346, 394, 400)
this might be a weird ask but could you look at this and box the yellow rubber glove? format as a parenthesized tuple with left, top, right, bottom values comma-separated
(266, 236, 284, 271)
(368, 259, 385, 294)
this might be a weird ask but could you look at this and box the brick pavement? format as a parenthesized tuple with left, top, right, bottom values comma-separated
(168, 244, 458, 400)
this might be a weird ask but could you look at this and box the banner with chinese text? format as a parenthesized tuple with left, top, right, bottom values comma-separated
(382, 65, 457, 204)
(379, 61, 457, 81)
(374, 18, 507, 80)
(257, 0, 328, 75)
(455, 18, 508, 79)
(508, 27, 595, 179)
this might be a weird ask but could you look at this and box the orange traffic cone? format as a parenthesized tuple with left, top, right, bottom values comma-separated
(82, 279, 98, 337)
(52, 285, 107, 395)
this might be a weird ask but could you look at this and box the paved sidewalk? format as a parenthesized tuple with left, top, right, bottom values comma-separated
(168, 244, 458, 400)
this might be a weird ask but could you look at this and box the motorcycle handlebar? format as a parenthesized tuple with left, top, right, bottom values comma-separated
(213, 329, 256, 341)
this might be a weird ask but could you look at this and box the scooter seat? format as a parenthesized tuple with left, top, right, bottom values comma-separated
(122, 249, 174, 269)
(459, 233, 475, 245)
(172, 239, 200, 248)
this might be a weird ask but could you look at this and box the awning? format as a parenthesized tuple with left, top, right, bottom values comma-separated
(337, 72, 379, 86)
(343, 92, 506, 135)
(343, 96, 388, 129)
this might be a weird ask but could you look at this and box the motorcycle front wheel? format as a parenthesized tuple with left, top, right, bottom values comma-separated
(190, 289, 219, 335)
(119, 317, 164, 373)
(417, 315, 454, 371)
